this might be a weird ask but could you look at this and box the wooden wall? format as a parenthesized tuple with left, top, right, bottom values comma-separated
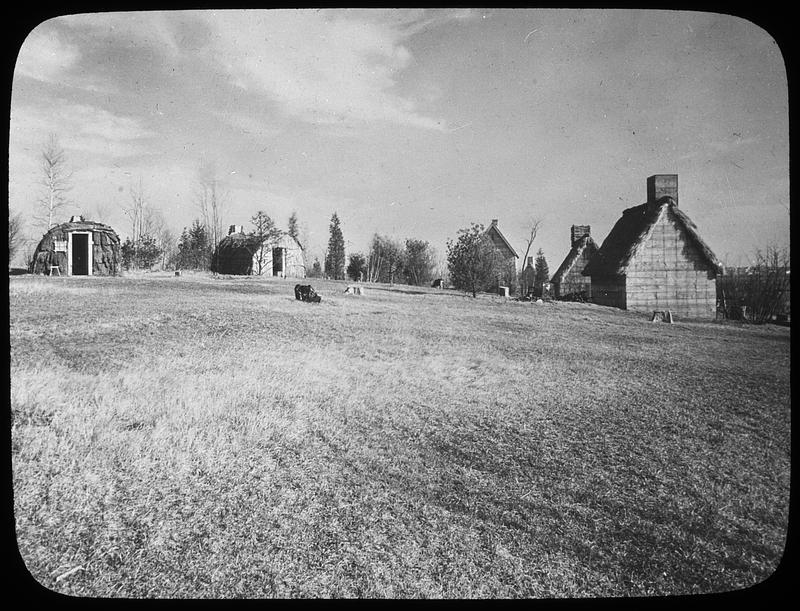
(589, 276, 627, 309)
(625, 209, 717, 319)
(555, 248, 594, 298)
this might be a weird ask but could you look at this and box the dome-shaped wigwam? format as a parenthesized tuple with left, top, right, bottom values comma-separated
(31, 216, 122, 276)
(213, 228, 260, 275)
(212, 225, 306, 278)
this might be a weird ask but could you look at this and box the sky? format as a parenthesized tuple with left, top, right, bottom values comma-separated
(9, 8, 789, 270)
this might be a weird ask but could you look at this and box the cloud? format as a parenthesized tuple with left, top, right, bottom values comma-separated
(200, 10, 452, 131)
(212, 109, 283, 138)
(63, 11, 183, 59)
(15, 26, 81, 84)
(11, 100, 158, 161)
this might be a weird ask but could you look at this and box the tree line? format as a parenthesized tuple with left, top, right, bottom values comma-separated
(7, 135, 551, 292)
(9, 134, 790, 325)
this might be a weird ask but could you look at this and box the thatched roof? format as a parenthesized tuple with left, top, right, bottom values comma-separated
(582, 196, 722, 277)
(484, 221, 518, 259)
(551, 235, 598, 284)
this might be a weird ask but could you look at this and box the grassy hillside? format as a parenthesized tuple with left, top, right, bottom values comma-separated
(9, 273, 791, 598)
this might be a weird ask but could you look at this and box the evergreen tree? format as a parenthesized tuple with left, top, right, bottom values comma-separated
(288, 211, 302, 249)
(121, 234, 163, 271)
(533, 248, 550, 296)
(176, 219, 211, 270)
(346, 252, 367, 281)
(325, 212, 346, 280)
(308, 258, 323, 278)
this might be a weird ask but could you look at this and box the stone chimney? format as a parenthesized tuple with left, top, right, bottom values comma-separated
(647, 174, 678, 206)
(228, 225, 244, 235)
(526, 256, 534, 269)
(570, 225, 590, 246)
(491, 219, 498, 228)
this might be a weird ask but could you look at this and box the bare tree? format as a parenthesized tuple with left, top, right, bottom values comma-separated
(519, 218, 542, 274)
(517, 218, 542, 297)
(718, 245, 791, 323)
(118, 177, 174, 270)
(34, 134, 73, 230)
(432, 251, 450, 286)
(87, 201, 113, 224)
(146, 207, 176, 270)
(196, 159, 227, 272)
(122, 176, 147, 246)
(9, 210, 23, 265)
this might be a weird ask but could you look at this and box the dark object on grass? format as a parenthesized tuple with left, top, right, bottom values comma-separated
(432, 278, 443, 288)
(295, 284, 322, 303)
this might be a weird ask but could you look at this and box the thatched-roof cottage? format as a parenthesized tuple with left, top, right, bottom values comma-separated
(214, 225, 306, 278)
(31, 216, 121, 276)
(484, 219, 518, 293)
(551, 225, 598, 300)
(582, 175, 722, 319)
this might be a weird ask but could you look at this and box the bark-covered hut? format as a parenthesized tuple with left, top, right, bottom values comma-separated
(550, 225, 598, 300)
(582, 175, 722, 319)
(31, 216, 121, 276)
(214, 225, 306, 278)
(213, 226, 258, 275)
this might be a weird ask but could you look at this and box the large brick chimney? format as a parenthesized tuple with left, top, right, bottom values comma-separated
(647, 174, 678, 206)
(570, 225, 590, 246)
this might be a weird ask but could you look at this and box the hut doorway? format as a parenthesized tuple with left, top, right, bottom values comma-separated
(272, 247, 286, 277)
(70, 232, 92, 275)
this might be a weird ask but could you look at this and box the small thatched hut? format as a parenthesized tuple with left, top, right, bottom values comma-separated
(214, 225, 306, 278)
(550, 225, 598, 300)
(582, 175, 722, 319)
(31, 216, 121, 276)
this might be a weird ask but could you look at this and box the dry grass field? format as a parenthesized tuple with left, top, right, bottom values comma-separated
(9, 272, 791, 598)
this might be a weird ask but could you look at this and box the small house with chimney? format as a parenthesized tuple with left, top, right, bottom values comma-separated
(582, 175, 722, 319)
(550, 225, 598, 301)
(484, 219, 519, 293)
